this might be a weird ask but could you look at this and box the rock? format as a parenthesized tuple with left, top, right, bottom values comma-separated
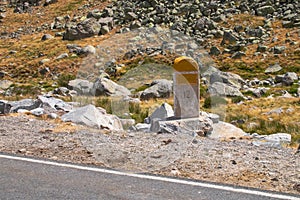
(81, 45, 96, 55)
(63, 18, 101, 40)
(140, 79, 173, 100)
(30, 108, 44, 116)
(265, 63, 282, 73)
(68, 79, 94, 96)
(39, 58, 51, 65)
(209, 46, 221, 56)
(252, 133, 292, 148)
(130, 123, 150, 132)
(0, 100, 11, 114)
(208, 113, 220, 123)
(0, 80, 13, 90)
(9, 99, 42, 113)
(208, 121, 247, 139)
(145, 103, 174, 124)
(44, 0, 57, 6)
(41, 34, 53, 41)
(150, 116, 213, 136)
(120, 119, 135, 130)
(221, 31, 238, 45)
(231, 51, 246, 59)
(273, 46, 286, 54)
(61, 104, 123, 131)
(257, 45, 268, 53)
(208, 82, 244, 97)
(0, 13, 6, 19)
(282, 72, 298, 86)
(98, 17, 114, 29)
(38, 95, 73, 112)
(93, 78, 131, 97)
(100, 25, 110, 35)
(210, 71, 245, 89)
(256, 6, 275, 16)
(56, 53, 68, 60)
(53, 87, 70, 96)
(297, 87, 300, 97)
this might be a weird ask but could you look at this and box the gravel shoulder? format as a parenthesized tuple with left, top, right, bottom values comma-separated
(0, 114, 299, 195)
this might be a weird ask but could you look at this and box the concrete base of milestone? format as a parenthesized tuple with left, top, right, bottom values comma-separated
(150, 116, 213, 136)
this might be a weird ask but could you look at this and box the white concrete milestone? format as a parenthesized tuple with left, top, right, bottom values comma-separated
(173, 56, 200, 119)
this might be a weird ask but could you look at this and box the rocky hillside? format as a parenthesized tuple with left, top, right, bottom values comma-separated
(0, 0, 299, 141)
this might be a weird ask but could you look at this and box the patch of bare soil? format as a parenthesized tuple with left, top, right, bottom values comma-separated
(0, 114, 299, 195)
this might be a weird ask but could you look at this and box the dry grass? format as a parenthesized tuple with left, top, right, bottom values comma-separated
(225, 97, 300, 143)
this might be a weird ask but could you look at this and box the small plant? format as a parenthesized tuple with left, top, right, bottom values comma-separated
(57, 73, 76, 87)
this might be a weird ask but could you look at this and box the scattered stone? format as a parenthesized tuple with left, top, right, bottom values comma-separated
(30, 108, 44, 116)
(145, 103, 174, 124)
(130, 123, 150, 132)
(273, 46, 286, 54)
(208, 121, 247, 139)
(256, 6, 275, 16)
(209, 46, 221, 56)
(81, 45, 96, 55)
(0, 100, 11, 114)
(9, 99, 42, 113)
(257, 45, 268, 53)
(252, 133, 292, 148)
(61, 104, 123, 131)
(41, 34, 53, 41)
(140, 79, 172, 101)
(282, 72, 298, 86)
(38, 95, 73, 112)
(0, 80, 13, 90)
(93, 78, 131, 97)
(231, 51, 246, 59)
(208, 82, 244, 97)
(56, 53, 68, 60)
(68, 79, 94, 96)
(63, 18, 101, 40)
(150, 116, 213, 136)
(265, 63, 282, 73)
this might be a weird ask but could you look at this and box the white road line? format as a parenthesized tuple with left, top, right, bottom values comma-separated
(0, 154, 299, 200)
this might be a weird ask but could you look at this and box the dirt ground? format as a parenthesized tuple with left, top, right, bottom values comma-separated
(0, 114, 299, 195)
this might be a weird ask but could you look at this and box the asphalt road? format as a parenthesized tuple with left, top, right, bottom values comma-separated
(0, 154, 299, 200)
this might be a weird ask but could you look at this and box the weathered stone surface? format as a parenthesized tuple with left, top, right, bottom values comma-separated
(9, 99, 42, 113)
(56, 53, 68, 60)
(256, 6, 275, 16)
(210, 71, 245, 89)
(93, 78, 131, 97)
(208, 121, 247, 139)
(208, 82, 244, 97)
(68, 79, 94, 96)
(140, 79, 172, 100)
(61, 104, 123, 131)
(145, 103, 174, 124)
(282, 72, 298, 86)
(63, 18, 101, 40)
(252, 133, 292, 148)
(38, 95, 73, 112)
(150, 117, 213, 136)
(30, 108, 44, 116)
(0, 100, 11, 114)
(265, 63, 282, 73)
(0, 80, 13, 90)
(41, 34, 53, 41)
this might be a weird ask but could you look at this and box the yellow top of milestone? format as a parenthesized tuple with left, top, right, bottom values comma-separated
(173, 56, 199, 72)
